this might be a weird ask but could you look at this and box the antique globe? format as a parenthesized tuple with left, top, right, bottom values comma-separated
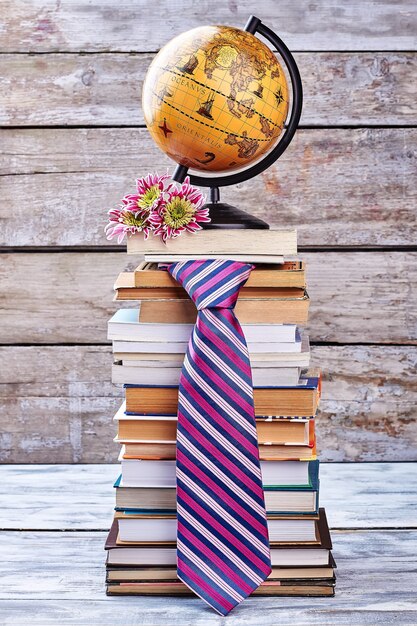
(142, 16, 302, 228)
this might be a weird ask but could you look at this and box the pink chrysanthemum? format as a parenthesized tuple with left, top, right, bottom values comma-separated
(152, 177, 210, 242)
(105, 173, 172, 243)
(104, 200, 152, 244)
(105, 173, 209, 244)
(122, 172, 173, 215)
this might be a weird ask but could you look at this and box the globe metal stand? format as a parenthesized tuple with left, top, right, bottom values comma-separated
(172, 15, 303, 229)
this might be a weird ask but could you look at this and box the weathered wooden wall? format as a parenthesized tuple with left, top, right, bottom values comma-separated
(0, 1, 416, 462)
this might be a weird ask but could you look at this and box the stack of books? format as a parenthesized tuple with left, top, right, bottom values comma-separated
(105, 229, 336, 598)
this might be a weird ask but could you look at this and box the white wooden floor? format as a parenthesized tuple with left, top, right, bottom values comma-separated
(0, 463, 416, 625)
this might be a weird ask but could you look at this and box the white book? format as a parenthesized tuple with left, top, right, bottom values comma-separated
(119, 451, 311, 488)
(113, 338, 311, 369)
(120, 456, 176, 487)
(126, 229, 297, 256)
(114, 406, 175, 423)
(112, 363, 301, 387)
(107, 546, 329, 567)
(108, 309, 297, 343)
(144, 253, 285, 264)
(117, 516, 317, 543)
(114, 356, 186, 365)
(112, 331, 302, 355)
(107, 546, 177, 566)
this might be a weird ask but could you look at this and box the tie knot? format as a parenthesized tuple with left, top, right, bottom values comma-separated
(168, 259, 253, 310)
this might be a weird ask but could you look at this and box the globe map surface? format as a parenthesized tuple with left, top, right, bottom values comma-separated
(142, 25, 289, 174)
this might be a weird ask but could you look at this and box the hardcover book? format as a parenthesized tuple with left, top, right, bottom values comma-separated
(134, 260, 306, 288)
(137, 296, 310, 324)
(105, 510, 332, 566)
(113, 402, 313, 445)
(108, 308, 299, 343)
(126, 229, 297, 256)
(119, 454, 317, 488)
(119, 438, 317, 462)
(123, 371, 321, 417)
(114, 460, 319, 515)
(112, 363, 301, 387)
(114, 271, 305, 300)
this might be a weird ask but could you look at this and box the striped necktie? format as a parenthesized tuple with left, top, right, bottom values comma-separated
(167, 259, 271, 615)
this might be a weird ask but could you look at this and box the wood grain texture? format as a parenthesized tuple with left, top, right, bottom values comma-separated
(1, 598, 416, 626)
(1, 345, 416, 463)
(1, 252, 416, 344)
(1, 52, 415, 126)
(1, 0, 416, 52)
(0, 528, 416, 624)
(1, 1, 416, 469)
(1, 128, 416, 247)
(0, 463, 416, 529)
(312, 345, 417, 462)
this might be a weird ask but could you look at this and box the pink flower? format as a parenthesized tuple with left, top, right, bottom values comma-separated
(152, 177, 210, 242)
(104, 173, 210, 244)
(104, 201, 152, 244)
(122, 172, 173, 215)
(105, 173, 172, 243)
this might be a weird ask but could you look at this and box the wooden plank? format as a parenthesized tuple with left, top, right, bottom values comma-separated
(312, 345, 417, 462)
(0, 530, 416, 624)
(0, 463, 415, 530)
(1, 601, 415, 626)
(0, 52, 415, 126)
(0, 252, 128, 345)
(1, 128, 416, 247)
(1, 1, 416, 52)
(0, 252, 415, 344)
(0, 344, 416, 463)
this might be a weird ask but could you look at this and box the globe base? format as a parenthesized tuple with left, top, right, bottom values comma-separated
(201, 202, 269, 230)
